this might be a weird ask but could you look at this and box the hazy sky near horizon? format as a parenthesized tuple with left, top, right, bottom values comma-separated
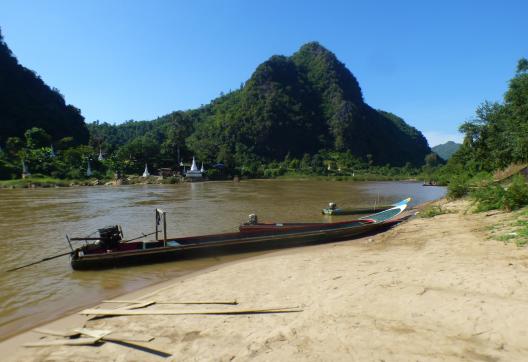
(1, 0, 527, 146)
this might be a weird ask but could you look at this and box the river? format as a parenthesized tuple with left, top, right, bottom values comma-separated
(0, 180, 445, 340)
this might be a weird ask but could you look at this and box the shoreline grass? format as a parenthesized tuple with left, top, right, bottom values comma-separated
(0, 177, 102, 188)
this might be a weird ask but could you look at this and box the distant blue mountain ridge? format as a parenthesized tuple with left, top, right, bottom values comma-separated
(432, 141, 461, 160)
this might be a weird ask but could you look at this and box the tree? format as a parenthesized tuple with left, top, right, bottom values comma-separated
(425, 153, 439, 167)
(25, 127, 51, 149)
(517, 58, 528, 74)
(56, 137, 75, 150)
(6, 137, 23, 156)
(310, 153, 324, 172)
(217, 145, 235, 170)
(300, 153, 311, 170)
(449, 57, 528, 174)
(160, 113, 192, 164)
(366, 154, 373, 166)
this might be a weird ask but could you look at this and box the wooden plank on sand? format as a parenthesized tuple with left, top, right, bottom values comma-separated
(77, 328, 171, 357)
(79, 306, 302, 316)
(123, 301, 155, 309)
(23, 337, 100, 347)
(87, 300, 155, 321)
(74, 328, 153, 342)
(33, 328, 80, 338)
(33, 328, 153, 342)
(73, 328, 111, 339)
(107, 333, 155, 342)
(102, 299, 238, 305)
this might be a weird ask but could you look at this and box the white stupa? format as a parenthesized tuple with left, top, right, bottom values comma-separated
(185, 157, 203, 179)
(86, 160, 93, 177)
(22, 160, 31, 178)
(200, 163, 205, 173)
(98, 148, 104, 161)
(142, 163, 150, 177)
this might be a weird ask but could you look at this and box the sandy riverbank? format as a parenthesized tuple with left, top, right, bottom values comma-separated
(3, 198, 528, 361)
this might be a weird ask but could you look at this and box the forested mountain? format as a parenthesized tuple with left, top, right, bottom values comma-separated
(188, 42, 430, 166)
(0, 28, 88, 145)
(92, 42, 430, 168)
(432, 141, 461, 160)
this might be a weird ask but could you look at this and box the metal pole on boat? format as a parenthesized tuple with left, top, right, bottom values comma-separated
(155, 209, 159, 241)
(65, 235, 73, 252)
(155, 208, 167, 246)
(163, 212, 167, 246)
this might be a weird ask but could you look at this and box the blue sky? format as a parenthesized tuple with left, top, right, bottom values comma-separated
(1, 0, 526, 146)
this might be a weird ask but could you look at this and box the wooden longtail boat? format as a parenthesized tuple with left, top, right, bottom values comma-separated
(321, 197, 412, 216)
(69, 198, 410, 270)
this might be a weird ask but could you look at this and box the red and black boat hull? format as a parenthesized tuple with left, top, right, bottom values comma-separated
(70, 219, 400, 270)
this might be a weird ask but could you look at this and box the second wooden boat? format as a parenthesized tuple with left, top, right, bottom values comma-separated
(321, 197, 412, 215)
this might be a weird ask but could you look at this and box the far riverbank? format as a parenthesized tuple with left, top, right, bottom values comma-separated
(0, 172, 428, 189)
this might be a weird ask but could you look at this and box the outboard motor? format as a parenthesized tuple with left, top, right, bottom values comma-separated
(98, 225, 122, 249)
(328, 202, 337, 210)
(248, 214, 258, 225)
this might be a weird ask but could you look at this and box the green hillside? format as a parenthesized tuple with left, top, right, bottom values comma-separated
(92, 42, 430, 168)
(0, 28, 88, 145)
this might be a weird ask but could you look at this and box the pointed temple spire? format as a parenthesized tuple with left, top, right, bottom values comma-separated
(185, 156, 203, 180)
(190, 157, 198, 171)
(142, 163, 150, 177)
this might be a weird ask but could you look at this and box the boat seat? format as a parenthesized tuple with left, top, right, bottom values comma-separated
(142, 240, 165, 249)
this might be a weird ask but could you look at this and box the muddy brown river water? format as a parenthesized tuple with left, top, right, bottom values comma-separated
(0, 180, 445, 339)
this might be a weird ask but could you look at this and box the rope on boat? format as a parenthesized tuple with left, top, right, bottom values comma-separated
(5, 251, 73, 272)
(6, 230, 157, 272)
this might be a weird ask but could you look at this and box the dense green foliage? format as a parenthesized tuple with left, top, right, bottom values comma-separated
(452, 58, 528, 172)
(430, 57, 528, 212)
(419, 205, 450, 218)
(0, 28, 89, 146)
(86, 110, 200, 174)
(89, 42, 430, 174)
(432, 141, 461, 160)
(187, 43, 430, 166)
(446, 174, 470, 199)
(472, 175, 528, 212)
(0, 125, 105, 180)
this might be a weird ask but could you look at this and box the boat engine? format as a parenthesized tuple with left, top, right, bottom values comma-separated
(248, 214, 258, 225)
(328, 202, 337, 210)
(98, 225, 122, 249)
